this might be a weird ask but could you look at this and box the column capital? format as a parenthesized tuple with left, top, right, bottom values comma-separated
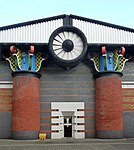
(90, 46, 131, 73)
(5, 45, 46, 72)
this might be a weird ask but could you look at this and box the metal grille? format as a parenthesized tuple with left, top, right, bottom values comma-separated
(73, 19, 134, 44)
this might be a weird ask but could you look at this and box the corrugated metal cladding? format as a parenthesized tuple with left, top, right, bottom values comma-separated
(0, 19, 63, 43)
(73, 19, 134, 44)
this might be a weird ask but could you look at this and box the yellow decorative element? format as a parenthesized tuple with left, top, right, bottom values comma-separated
(0, 104, 12, 109)
(123, 104, 134, 110)
(0, 90, 12, 96)
(123, 97, 134, 102)
(16, 49, 22, 69)
(36, 52, 45, 72)
(39, 133, 47, 140)
(0, 97, 13, 101)
(113, 49, 128, 72)
(113, 50, 119, 69)
(122, 90, 134, 96)
(117, 56, 128, 72)
(6, 55, 16, 71)
(91, 53, 99, 72)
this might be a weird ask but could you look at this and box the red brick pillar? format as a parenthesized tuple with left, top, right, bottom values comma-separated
(11, 71, 41, 140)
(95, 71, 123, 138)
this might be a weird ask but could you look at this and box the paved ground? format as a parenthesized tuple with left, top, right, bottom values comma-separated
(0, 138, 134, 150)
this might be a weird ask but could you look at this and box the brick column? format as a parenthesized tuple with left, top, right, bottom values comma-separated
(95, 71, 123, 138)
(11, 71, 41, 140)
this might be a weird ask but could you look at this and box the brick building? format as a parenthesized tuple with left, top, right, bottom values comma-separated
(0, 14, 134, 140)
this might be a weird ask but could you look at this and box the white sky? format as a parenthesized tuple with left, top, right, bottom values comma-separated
(0, 0, 134, 29)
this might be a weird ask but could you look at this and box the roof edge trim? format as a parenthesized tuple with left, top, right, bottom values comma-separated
(0, 14, 66, 31)
(1, 14, 134, 33)
(70, 14, 134, 32)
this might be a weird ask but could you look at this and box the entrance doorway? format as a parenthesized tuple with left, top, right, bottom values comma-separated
(64, 117, 72, 137)
(51, 102, 85, 139)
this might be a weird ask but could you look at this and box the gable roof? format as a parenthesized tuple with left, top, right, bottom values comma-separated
(0, 14, 66, 31)
(0, 14, 134, 45)
(70, 14, 134, 33)
(0, 14, 134, 32)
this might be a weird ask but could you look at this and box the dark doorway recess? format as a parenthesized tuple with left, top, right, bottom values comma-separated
(64, 117, 72, 137)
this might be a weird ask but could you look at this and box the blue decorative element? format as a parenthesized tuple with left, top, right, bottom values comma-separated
(31, 55, 36, 71)
(106, 51, 114, 70)
(6, 46, 45, 72)
(99, 53, 105, 72)
(21, 52, 28, 70)
(90, 46, 130, 72)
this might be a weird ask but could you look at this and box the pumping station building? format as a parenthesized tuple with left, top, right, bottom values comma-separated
(0, 14, 134, 140)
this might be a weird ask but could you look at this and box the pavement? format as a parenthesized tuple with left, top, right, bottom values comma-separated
(0, 138, 134, 150)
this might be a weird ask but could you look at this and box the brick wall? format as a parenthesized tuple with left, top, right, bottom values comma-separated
(0, 84, 12, 138)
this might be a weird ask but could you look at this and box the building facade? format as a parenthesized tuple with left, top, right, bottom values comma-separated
(0, 14, 134, 140)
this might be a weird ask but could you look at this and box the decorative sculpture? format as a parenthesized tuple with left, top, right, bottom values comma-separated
(90, 46, 131, 72)
(5, 46, 45, 72)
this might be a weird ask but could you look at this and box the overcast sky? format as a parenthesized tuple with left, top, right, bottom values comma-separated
(0, 0, 134, 28)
